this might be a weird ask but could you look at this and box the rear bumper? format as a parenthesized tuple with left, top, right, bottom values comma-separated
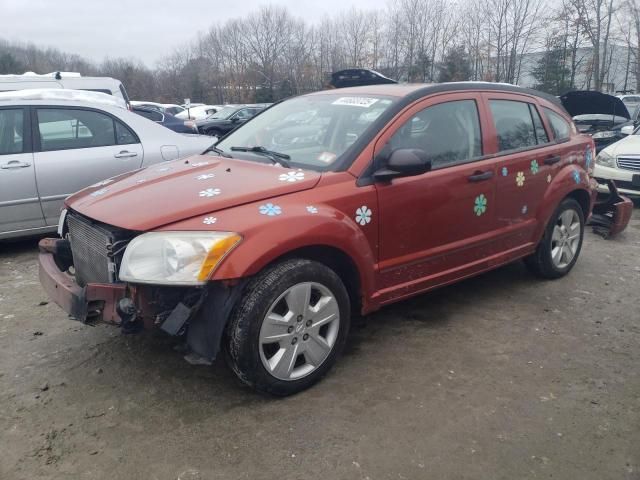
(38, 238, 125, 323)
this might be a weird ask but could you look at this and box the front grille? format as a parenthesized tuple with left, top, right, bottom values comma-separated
(617, 156, 640, 172)
(66, 213, 131, 286)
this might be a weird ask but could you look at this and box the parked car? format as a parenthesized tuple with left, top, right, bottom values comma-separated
(40, 82, 612, 396)
(329, 68, 398, 88)
(130, 101, 186, 117)
(594, 125, 640, 197)
(175, 105, 222, 120)
(560, 90, 631, 153)
(195, 105, 266, 137)
(617, 94, 640, 113)
(0, 71, 130, 107)
(0, 89, 213, 240)
(132, 105, 198, 134)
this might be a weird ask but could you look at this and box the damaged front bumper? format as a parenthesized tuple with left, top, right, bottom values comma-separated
(587, 180, 634, 238)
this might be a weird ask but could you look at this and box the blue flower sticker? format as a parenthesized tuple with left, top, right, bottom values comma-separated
(572, 170, 581, 184)
(530, 159, 539, 174)
(474, 194, 488, 216)
(501, 167, 508, 177)
(585, 147, 593, 168)
(522, 205, 528, 215)
(259, 203, 282, 216)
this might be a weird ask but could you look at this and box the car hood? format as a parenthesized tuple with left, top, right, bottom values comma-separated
(66, 156, 321, 231)
(561, 90, 630, 119)
(601, 133, 640, 157)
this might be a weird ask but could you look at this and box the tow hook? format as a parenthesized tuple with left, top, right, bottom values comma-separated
(117, 298, 142, 334)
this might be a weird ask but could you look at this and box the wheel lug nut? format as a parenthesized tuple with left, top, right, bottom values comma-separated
(303, 334, 309, 341)
(306, 320, 312, 327)
(287, 326, 294, 333)
(291, 337, 298, 345)
(297, 315, 303, 322)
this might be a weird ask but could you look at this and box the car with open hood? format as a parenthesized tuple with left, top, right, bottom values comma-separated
(560, 90, 632, 153)
(39, 82, 613, 395)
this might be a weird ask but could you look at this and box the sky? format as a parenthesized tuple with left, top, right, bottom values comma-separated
(1, 0, 389, 66)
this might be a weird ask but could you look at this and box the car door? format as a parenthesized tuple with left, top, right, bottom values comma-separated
(0, 106, 45, 236)
(483, 94, 558, 252)
(374, 93, 500, 301)
(32, 106, 143, 225)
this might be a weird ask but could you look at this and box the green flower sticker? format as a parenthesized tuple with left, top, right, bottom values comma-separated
(530, 159, 539, 174)
(474, 194, 488, 216)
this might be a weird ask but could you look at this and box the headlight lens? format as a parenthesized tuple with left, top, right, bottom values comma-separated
(119, 232, 242, 285)
(592, 130, 616, 139)
(595, 151, 616, 168)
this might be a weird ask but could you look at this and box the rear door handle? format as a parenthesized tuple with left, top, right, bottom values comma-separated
(468, 170, 494, 182)
(1, 160, 31, 169)
(544, 155, 561, 165)
(114, 151, 138, 159)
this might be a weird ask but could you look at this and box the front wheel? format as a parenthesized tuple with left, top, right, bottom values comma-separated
(225, 259, 351, 396)
(525, 197, 585, 279)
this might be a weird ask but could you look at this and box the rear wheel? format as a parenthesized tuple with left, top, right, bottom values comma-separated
(525, 197, 585, 279)
(225, 259, 350, 396)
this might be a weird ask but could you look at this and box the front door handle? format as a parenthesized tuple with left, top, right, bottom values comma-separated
(468, 170, 494, 182)
(114, 151, 138, 159)
(544, 155, 561, 165)
(1, 160, 31, 169)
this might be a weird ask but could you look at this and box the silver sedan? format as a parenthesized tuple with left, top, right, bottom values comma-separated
(0, 92, 214, 239)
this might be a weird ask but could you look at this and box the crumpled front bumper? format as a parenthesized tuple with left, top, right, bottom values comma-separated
(38, 238, 125, 323)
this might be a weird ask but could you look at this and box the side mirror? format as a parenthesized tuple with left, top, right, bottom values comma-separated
(621, 125, 635, 136)
(374, 148, 432, 181)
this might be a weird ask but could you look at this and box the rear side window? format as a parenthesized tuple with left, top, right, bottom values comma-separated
(136, 109, 163, 122)
(0, 109, 24, 155)
(115, 120, 137, 145)
(543, 108, 571, 141)
(529, 105, 549, 144)
(489, 100, 540, 152)
(388, 99, 482, 169)
(37, 108, 116, 151)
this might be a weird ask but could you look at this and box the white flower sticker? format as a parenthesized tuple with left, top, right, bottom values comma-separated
(521, 205, 528, 215)
(259, 203, 282, 216)
(199, 188, 221, 197)
(191, 161, 209, 167)
(196, 173, 215, 180)
(279, 171, 305, 183)
(355, 206, 372, 226)
(546, 174, 552, 184)
(157, 166, 172, 172)
(203, 216, 217, 225)
(306, 206, 318, 214)
(90, 188, 108, 197)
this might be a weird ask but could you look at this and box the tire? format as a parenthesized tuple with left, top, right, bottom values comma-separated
(524, 197, 585, 279)
(225, 259, 351, 396)
(206, 128, 222, 138)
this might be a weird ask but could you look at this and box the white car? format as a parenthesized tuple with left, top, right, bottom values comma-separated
(594, 125, 640, 197)
(175, 105, 223, 120)
(0, 89, 214, 239)
(130, 101, 185, 117)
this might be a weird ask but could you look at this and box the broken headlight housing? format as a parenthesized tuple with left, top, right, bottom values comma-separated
(119, 232, 242, 285)
(592, 130, 616, 139)
(595, 151, 616, 168)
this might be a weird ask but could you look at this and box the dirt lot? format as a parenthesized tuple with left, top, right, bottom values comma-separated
(1, 212, 639, 480)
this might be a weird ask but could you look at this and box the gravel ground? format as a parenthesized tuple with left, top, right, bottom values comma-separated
(0, 210, 639, 480)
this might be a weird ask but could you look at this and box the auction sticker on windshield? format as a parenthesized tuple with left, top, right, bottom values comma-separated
(332, 97, 379, 107)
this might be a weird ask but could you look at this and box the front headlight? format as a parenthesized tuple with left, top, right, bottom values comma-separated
(595, 151, 616, 168)
(592, 130, 616, 139)
(119, 231, 242, 285)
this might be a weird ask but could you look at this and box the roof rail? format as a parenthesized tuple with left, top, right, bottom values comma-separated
(0, 89, 125, 109)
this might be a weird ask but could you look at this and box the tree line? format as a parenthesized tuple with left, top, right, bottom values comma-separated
(2, 0, 640, 103)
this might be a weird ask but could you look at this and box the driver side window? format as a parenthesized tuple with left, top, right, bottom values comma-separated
(387, 100, 482, 169)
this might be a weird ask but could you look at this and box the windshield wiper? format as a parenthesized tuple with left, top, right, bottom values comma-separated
(230, 146, 291, 167)
(203, 145, 232, 158)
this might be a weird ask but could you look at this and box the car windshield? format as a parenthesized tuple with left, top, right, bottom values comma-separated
(208, 107, 237, 119)
(216, 94, 395, 170)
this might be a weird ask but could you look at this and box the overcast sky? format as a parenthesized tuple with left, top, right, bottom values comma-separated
(1, 0, 389, 66)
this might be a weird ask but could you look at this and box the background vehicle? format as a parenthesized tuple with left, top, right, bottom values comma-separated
(39, 83, 608, 396)
(617, 94, 640, 113)
(132, 105, 198, 134)
(594, 127, 640, 197)
(130, 101, 186, 116)
(195, 104, 266, 137)
(175, 104, 222, 120)
(0, 72, 130, 107)
(0, 89, 212, 239)
(329, 68, 398, 88)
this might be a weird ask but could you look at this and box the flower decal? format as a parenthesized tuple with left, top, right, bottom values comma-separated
(199, 188, 221, 197)
(530, 159, 539, 174)
(191, 161, 209, 167)
(196, 173, 215, 180)
(306, 206, 318, 214)
(522, 205, 528, 215)
(202, 217, 217, 225)
(585, 147, 593, 168)
(279, 171, 305, 183)
(516, 171, 525, 187)
(355, 206, 372, 226)
(501, 167, 508, 177)
(546, 174, 552, 184)
(473, 194, 488, 216)
(157, 166, 172, 172)
(259, 203, 282, 216)
(573, 170, 581, 184)
(90, 188, 108, 197)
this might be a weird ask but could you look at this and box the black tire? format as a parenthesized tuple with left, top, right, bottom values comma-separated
(225, 259, 351, 396)
(525, 197, 585, 279)
(206, 128, 222, 138)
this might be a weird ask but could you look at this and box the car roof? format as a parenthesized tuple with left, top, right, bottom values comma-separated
(0, 88, 126, 109)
